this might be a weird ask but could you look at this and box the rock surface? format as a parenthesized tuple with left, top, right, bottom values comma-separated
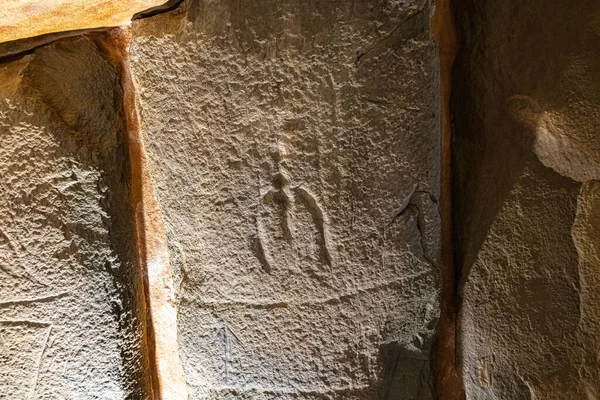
(0, 36, 150, 398)
(130, 0, 441, 398)
(0, 0, 167, 44)
(453, 1, 600, 398)
(2, 0, 598, 398)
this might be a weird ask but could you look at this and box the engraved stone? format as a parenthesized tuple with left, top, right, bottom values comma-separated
(130, 0, 441, 397)
(0, 36, 150, 399)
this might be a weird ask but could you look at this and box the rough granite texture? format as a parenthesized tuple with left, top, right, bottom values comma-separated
(453, 1, 600, 398)
(130, 0, 441, 398)
(0, 36, 149, 399)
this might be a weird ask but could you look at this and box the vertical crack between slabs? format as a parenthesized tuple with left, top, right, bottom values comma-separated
(96, 27, 188, 400)
(431, 0, 464, 399)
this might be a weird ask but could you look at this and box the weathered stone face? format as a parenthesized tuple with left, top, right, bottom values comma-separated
(3, 0, 599, 398)
(130, 0, 441, 397)
(0, 36, 150, 398)
(453, 1, 600, 398)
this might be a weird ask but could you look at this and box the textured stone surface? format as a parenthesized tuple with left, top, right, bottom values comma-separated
(0, 0, 168, 44)
(130, 0, 440, 398)
(453, 1, 600, 398)
(0, 36, 150, 398)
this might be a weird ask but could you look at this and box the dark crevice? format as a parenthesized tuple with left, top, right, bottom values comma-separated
(432, 0, 464, 398)
(133, 0, 187, 20)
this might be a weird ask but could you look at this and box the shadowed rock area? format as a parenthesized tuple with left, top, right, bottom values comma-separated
(130, 0, 441, 398)
(453, 1, 600, 398)
(0, 35, 150, 399)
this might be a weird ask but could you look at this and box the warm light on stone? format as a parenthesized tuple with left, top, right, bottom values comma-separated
(0, 0, 166, 43)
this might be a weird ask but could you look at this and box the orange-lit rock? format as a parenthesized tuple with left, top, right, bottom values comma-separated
(0, 0, 167, 44)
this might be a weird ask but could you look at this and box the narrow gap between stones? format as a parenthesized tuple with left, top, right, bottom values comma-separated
(431, 0, 464, 398)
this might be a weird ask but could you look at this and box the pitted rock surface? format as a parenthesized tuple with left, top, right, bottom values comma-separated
(131, 0, 441, 398)
(0, 36, 149, 399)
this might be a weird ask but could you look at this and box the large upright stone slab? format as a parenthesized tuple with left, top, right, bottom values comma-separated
(131, 0, 441, 398)
(0, 36, 150, 398)
(453, 1, 600, 398)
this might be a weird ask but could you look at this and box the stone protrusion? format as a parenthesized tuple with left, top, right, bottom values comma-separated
(453, 1, 600, 398)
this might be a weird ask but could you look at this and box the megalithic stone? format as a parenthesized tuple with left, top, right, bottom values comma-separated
(453, 0, 600, 398)
(129, 0, 442, 398)
(0, 35, 152, 398)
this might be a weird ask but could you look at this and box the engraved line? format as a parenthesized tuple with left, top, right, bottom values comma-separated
(186, 271, 432, 309)
(31, 324, 52, 398)
(0, 291, 70, 307)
